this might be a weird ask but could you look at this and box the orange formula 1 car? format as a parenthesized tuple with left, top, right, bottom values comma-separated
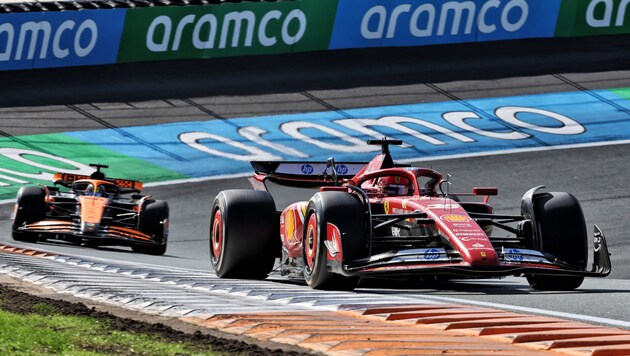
(11, 164, 168, 255)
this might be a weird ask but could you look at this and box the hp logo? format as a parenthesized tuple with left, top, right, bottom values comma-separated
(301, 164, 314, 174)
(424, 248, 440, 260)
(506, 249, 524, 261)
(335, 164, 348, 175)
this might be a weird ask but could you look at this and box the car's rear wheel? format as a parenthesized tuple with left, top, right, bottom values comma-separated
(210, 190, 278, 279)
(303, 191, 365, 291)
(526, 192, 587, 291)
(133, 200, 169, 255)
(12, 186, 46, 243)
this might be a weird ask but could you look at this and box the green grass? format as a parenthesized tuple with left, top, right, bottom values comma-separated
(0, 306, 218, 355)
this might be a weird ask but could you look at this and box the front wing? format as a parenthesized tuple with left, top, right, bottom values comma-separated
(15, 220, 159, 247)
(339, 226, 612, 279)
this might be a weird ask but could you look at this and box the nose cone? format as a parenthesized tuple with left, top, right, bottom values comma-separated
(81, 221, 100, 234)
(78, 196, 108, 235)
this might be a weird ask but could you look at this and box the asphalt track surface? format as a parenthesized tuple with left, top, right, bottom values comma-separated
(1, 35, 630, 329)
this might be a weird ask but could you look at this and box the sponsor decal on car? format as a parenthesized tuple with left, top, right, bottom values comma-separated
(460, 236, 487, 242)
(384, 200, 390, 214)
(301, 164, 314, 174)
(335, 164, 348, 174)
(427, 203, 461, 209)
(284, 209, 296, 242)
(506, 248, 524, 261)
(453, 222, 474, 228)
(469, 242, 493, 250)
(440, 214, 470, 222)
(423, 248, 441, 260)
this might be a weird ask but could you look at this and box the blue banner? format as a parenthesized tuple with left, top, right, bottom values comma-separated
(0, 9, 125, 71)
(329, 0, 562, 49)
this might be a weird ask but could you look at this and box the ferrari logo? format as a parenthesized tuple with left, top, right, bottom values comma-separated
(481, 252, 487, 257)
(384, 201, 390, 214)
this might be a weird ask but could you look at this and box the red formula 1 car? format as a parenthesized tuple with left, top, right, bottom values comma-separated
(210, 139, 611, 291)
(11, 164, 169, 255)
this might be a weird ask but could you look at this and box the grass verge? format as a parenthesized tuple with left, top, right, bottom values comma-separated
(0, 285, 306, 355)
(0, 307, 212, 355)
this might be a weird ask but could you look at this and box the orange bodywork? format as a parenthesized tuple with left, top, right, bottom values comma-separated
(78, 196, 108, 224)
(23, 220, 152, 241)
(18, 177, 153, 242)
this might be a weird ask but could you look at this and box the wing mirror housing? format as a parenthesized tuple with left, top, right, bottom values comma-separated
(473, 187, 498, 203)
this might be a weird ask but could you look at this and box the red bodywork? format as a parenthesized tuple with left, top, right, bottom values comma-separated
(249, 139, 611, 281)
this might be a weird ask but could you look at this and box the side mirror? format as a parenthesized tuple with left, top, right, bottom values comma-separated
(473, 187, 498, 196)
(473, 187, 498, 203)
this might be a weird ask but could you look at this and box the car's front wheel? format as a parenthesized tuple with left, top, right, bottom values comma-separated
(133, 200, 169, 255)
(12, 186, 46, 243)
(526, 192, 587, 291)
(303, 191, 365, 291)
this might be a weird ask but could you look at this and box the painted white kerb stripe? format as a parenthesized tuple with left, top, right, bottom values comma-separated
(415, 294, 630, 329)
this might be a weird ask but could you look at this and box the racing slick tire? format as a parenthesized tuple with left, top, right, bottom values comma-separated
(210, 190, 279, 279)
(133, 200, 169, 255)
(526, 192, 587, 291)
(303, 191, 366, 291)
(12, 186, 46, 243)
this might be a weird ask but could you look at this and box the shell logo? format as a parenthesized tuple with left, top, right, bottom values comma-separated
(285, 210, 296, 242)
(440, 214, 470, 222)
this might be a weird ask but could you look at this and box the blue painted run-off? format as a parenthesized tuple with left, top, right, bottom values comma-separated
(67, 89, 630, 179)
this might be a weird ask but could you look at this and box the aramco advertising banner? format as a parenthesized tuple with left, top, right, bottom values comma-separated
(116, 0, 338, 62)
(329, 0, 562, 49)
(0, 9, 125, 71)
(555, 0, 630, 36)
(0, 0, 629, 70)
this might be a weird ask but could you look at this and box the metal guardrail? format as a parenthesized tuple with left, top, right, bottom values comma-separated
(0, 0, 284, 13)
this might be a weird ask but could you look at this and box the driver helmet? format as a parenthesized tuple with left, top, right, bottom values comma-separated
(84, 184, 95, 196)
(378, 176, 412, 196)
(95, 185, 107, 197)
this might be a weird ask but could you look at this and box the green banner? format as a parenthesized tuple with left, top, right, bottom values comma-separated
(117, 0, 338, 62)
(0, 134, 185, 200)
(556, 0, 630, 36)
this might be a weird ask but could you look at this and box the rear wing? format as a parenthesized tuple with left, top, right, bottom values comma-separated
(52, 173, 143, 193)
(251, 161, 368, 187)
